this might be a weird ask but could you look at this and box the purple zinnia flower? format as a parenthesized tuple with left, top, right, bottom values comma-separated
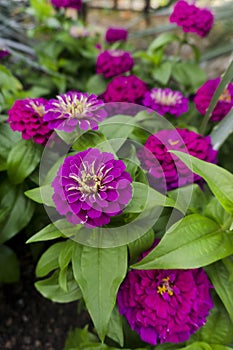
(43, 91, 106, 132)
(170, 0, 214, 37)
(50, 0, 82, 10)
(52, 148, 133, 227)
(142, 88, 188, 117)
(7, 98, 52, 145)
(103, 75, 148, 103)
(0, 48, 10, 59)
(105, 27, 128, 43)
(117, 242, 213, 345)
(194, 77, 233, 122)
(96, 50, 134, 79)
(137, 128, 217, 190)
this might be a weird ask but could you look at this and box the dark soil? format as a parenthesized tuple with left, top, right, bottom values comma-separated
(0, 238, 90, 350)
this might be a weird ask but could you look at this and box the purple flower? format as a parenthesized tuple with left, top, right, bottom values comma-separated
(117, 242, 213, 345)
(96, 50, 134, 79)
(43, 92, 106, 132)
(105, 27, 128, 43)
(170, 0, 214, 37)
(50, 0, 82, 10)
(7, 98, 52, 145)
(0, 48, 10, 59)
(142, 88, 189, 117)
(52, 148, 133, 227)
(137, 128, 217, 191)
(194, 77, 233, 122)
(103, 75, 148, 103)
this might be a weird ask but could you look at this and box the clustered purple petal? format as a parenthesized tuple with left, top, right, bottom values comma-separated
(117, 243, 213, 345)
(137, 128, 217, 191)
(43, 91, 106, 132)
(105, 27, 128, 43)
(194, 77, 233, 122)
(52, 148, 133, 227)
(142, 88, 189, 117)
(50, 0, 82, 9)
(103, 75, 148, 103)
(96, 50, 134, 79)
(0, 48, 10, 59)
(7, 98, 52, 145)
(170, 0, 214, 37)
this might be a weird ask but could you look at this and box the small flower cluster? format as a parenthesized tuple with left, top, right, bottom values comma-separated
(0, 48, 10, 59)
(96, 50, 134, 78)
(50, 0, 82, 9)
(194, 77, 233, 122)
(105, 27, 128, 43)
(170, 0, 214, 37)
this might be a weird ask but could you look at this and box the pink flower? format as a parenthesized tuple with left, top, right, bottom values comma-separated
(96, 50, 134, 79)
(170, 0, 214, 37)
(105, 27, 128, 43)
(50, 0, 82, 10)
(194, 77, 233, 122)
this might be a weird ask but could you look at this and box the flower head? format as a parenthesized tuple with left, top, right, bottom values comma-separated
(103, 75, 148, 103)
(105, 27, 128, 43)
(170, 0, 214, 37)
(137, 128, 217, 191)
(194, 78, 233, 122)
(117, 243, 213, 345)
(50, 0, 82, 9)
(142, 88, 188, 117)
(43, 92, 106, 132)
(52, 148, 133, 227)
(96, 50, 134, 79)
(7, 98, 52, 145)
(0, 48, 10, 59)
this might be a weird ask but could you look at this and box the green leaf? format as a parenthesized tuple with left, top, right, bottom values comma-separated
(0, 123, 21, 160)
(128, 229, 154, 264)
(204, 197, 232, 228)
(7, 139, 42, 184)
(72, 131, 108, 152)
(170, 151, 233, 216)
(107, 305, 124, 347)
(24, 184, 54, 207)
(35, 269, 82, 303)
(0, 181, 35, 244)
(132, 214, 233, 270)
(148, 32, 180, 52)
(26, 220, 64, 243)
(206, 260, 233, 324)
(36, 242, 65, 277)
(59, 239, 75, 270)
(58, 266, 68, 292)
(152, 61, 172, 85)
(0, 245, 20, 283)
(72, 244, 128, 341)
(64, 326, 98, 350)
(172, 62, 206, 91)
(86, 74, 107, 95)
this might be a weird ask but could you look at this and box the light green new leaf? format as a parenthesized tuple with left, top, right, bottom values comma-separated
(170, 151, 233, 216)
(24, 184, 54, 207)
(0, 245, 20, 283)
(26, 220, 65, 243)
(7, 139, 42, 184)
(72, 244, 128, 341)
(86, 74, 107, 95)
(132, 214, 233, 270)
(36, 242, 65, 277)
(148, 32, 180, 53)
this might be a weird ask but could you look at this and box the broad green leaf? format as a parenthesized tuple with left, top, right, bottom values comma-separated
(172, 62, 206, 91)
(152, 61, 172, 85)
(72, 244, 128, 341)
(36, 242, 65, 277)
(0, 180, 35, 244)
(58, 266, 68, 292)
(72, 131, 108, 152)
(7, 139, 42, 184)
(64, 326, 98, 350)
(132, 214, 233, 270)
(128, 229, 154, 264)
(204, 197, 232, 229)
(99, 115, 135, 145)
(206, 260, 233, 324)
(0, 245, 20, 283)
(170, 151, 233, 216)
(107, 305, 124, 347)
(35, 269, 82, 303)
(148, 32, 180, 52)
(58, 239, 75, 270)
(86, 74, 107, 95)
(24, 184, 54, 207)
(26, 220, 64, 243)
(0, 123, 21, 159)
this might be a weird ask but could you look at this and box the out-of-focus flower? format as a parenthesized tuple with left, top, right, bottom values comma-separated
(117, 242, 213, 345)
(51, 0, 82, 9)
(43, 92, 106, 132)
(170, 0, 214, 37)
(142, 88, 188, 117)
(194, 77, 233, 122)
(103, 75, 148, 103)
(105, 27, 128, 43)
(7, 98, 52, 145)
(69, 26, 89, 38)
(52, 148, 133, 227)
(0, 48, 10, 59)
(137, 128, 217, 190)
(96, 50, 134, 79)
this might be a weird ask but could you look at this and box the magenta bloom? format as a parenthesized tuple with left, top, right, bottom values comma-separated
(50, 0, 82, 9)
(117, 261, 213, 345)
(0, 48, 10, 59)
(52, 148, 133, 227)
(43, 92, 106, 132)
(142, 88, 188, 117)
(137, 128, 217, 190)
(103, 75, 148, 103)
(170, 0, 214, 37)
(96, 50, 134, 79)
(194, 77, 233, 122)
(7, 98, 52, 145)
(105, 27, 128, 43)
